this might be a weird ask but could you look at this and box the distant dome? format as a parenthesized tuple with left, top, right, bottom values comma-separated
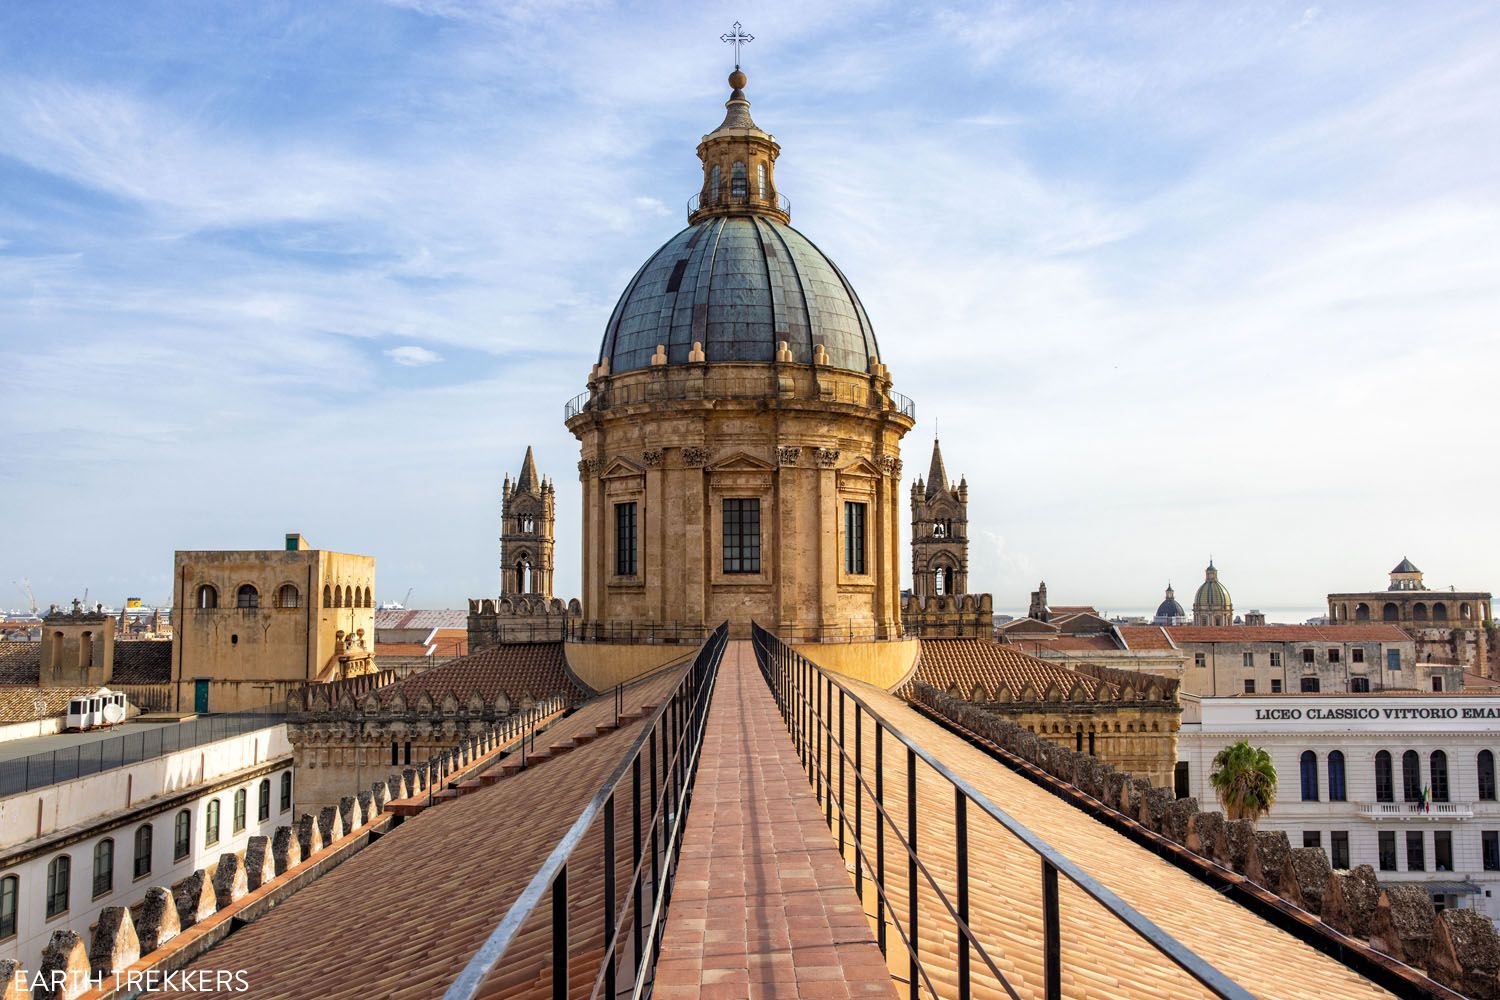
(1195, 562, 1232, 610)
(597, 215, 880, 376)
(1156, 594, 1185, 619)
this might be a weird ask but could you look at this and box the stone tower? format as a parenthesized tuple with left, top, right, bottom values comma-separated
(910, 439, 968, 599)
(1192, 560, 1233, 626)
(500, 446, 555, 598)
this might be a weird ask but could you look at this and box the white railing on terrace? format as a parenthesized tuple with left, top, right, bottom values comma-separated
(1359, 800, 1474, 820)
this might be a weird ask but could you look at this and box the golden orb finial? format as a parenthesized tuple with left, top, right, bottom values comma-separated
(729, 69, 747, 91)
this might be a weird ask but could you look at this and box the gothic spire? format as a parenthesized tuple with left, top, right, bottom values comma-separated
(516, 445, 541, 495)
(926, 438, 948, 499)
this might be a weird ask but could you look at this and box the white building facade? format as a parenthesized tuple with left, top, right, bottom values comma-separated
(0, 723, 292, 972)
(1179, 693, 1500, 919)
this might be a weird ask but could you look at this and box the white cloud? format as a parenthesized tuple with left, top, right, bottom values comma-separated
(384, 345, 445, 367)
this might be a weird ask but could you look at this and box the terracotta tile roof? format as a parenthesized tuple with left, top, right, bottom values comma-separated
(1117, 625, 1178, 650)
(915, 639, 1113, 700)
(376, 641, 582, 708)
(1049, 605, 1099, 616)
(848, 683, 1396, 999)
(0, 642, 41, 684)
(1011, 634, 1123, 654)
(1464, 672, 1500, 690)
(110, 639, 172, 683)
(995, 617, 1058, 635)
(426, 628, 468, 657)
(0, 685, 98, 723)
(375, 642, 432, 658)
(164, 668, 686, 1000)
(375, 608, 467, 631)
(1167, 624, 1411, 643)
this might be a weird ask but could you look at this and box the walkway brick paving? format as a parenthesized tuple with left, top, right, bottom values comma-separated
(653, 641, 897, 1000)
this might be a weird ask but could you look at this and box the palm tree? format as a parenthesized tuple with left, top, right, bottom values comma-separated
(1210, 740, 1278, 823)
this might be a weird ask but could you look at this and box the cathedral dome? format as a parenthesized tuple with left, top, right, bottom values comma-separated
(1194, 562, 1232, 610)
(1155, 586, 1185, 620)
(598, 216, 880, 376)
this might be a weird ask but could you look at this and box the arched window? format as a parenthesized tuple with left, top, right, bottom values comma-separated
(1355, 603, 1370, 621)
(757, 162, 767, 199)
(205, 799, 221, 846)
(258, 779, 271, 821)
(1402, 750, 1421, 802)
(280, 771, 292, 811)
(1462, 603, 1474, 620)
(1414, 602, 1429, 621)
(196, 584, 218, 609)
(233, 788, 247, 833)
(275, 584, 300, 609)
(174, 809, 191, 860)
(323, 584, 333, 608)
(934, 569, 946, 597)
(1375, 750, 1393, 802)
(92, 838, 113, 897)
(133, 824, 152, 879)
(709, 164, 720, 204)
(363, 587, 372, 608)
(1433, 602, 1449, 621)
(1480, 750, 1496, 801)
(1431, 750, 1450, 803)
(731, 160, 747, 198)
(0, 874, 15, 940)
(1382, 602, 1399, 622)
(343, 586, 353, 607)
(1327, 750, 1346, 802)
(236, 584, 259, 609)
(1300, 751, 1319, 801)
(46, 856, 69, 917)
(516, 556, 533, 595)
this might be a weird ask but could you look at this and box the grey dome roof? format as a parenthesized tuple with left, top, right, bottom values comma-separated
(598, 215, 880, 375)
(1155, 596, 1185, 618)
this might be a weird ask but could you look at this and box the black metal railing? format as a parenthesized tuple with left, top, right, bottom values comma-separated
(750, 622, 1255, 1000)
(687, 188, 791, 218)
(566, 620, 909, 644)
(565, 379, 916, 422)
(442, 622, 729, 1000)
(0, 708, 286, 798)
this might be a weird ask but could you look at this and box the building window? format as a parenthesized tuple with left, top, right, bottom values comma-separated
(1375, 750, 1393, 802)
(844, 502, 867, 575)
(1484, 831, 1500, 872)
(1435, 831, 1453, 872)
(92, 838, 113, 897)
(1331, 831, 1350, 870)
(757, 162, 767, 199)
(614, 502, 637, 577)
(1302, 648, 1314, 664)
(174, 810, 191, 860)
(1378, 831, 1397, 871)
(731, 160, 747, 197)
(258, 779, 271, 822)
(1269, 651, 1282, 667)
(196, 584, 218, 609)
(1302, 830, 1321, 849)
(280, 772, 292, 812)
(206, 800, 221, 846)
(709, 164, 720, 203)
(1243, 679, 1255, 694)
(1406, 830, 1425, 870)
(1352, 647, 1365, 664)
(1328, 648, 1340, 664)
(236, 584, 259, 609)
(233, 789, 247, 833)
(323, 584, 333, 608)
(1300, 751, 1319, 801)
(1480, 750, 1496, 801)
(1270, 679, 1282, 693)
(1194, 652, 1206, 668)
(1350, 676, 1370, 693)
(722, 498, 761, 574)
(46, 856, 69, 917)
(1300, 676, 1320, 693)
(133, 825, 152, 880)
(403, 741, 412, 765)
(1431, 750, 1450, 803)
(1387, 649, 1401, 671)
(275, 584, 300, 609)
(1402, 750, 1421, 802)
(1242, 652, 1254, 667)
(1432, 676, 1444, 693)
(1328, 750, 1346, 802)
(0, 875, 14, 939)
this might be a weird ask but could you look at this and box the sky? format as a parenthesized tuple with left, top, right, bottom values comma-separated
(1, 1, 1497, 617)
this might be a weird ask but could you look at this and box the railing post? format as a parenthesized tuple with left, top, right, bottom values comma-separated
(875, 724, 886, 955)
(552, 864, 567, 1000)
(1043, 859, 1061, 1000)
(825, 674, 833, 830)
(854, 702, 863, 902)
(956, 789, 970, 1000)
(838, 688, 846, 855)
(907, 745, 918, 1000)
(603, 792, 616, 1000)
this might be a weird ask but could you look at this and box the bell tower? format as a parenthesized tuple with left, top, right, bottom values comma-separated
(910, 439, 969, 600)
(500, 446, 555, 598)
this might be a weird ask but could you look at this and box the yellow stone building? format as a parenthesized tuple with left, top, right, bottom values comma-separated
(565, 69, 915, 647)
(171, 533, 377, 712)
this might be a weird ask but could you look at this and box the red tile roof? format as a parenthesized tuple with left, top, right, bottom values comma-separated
(915, 639, 1114, 700)
(376, 641, 583, 707)
(0, 642, 40, 684)
(1011, 634, 1122, 654)
(110, 639, 172, 684)
(1117, 625, 1178, 651)
(0, 685, 99, 723)
(1166, 624, 1410, 643)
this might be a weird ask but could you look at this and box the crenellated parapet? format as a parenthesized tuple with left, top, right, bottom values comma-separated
(466, 595, 581, 649)
(902, 592, 993, 638)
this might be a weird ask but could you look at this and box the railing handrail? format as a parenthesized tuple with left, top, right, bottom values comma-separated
(564, 377, 916, 424)
(442, 622, 729, 1000)
(750, 621, 1256, 1000)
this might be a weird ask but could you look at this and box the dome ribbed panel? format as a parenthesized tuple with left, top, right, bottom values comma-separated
(599, 217, 880, 375)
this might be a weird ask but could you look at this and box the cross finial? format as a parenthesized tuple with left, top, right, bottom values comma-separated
(721, 21, 753, 69)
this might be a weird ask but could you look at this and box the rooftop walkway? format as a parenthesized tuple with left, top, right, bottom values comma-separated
(838, 679, 1398, 1000)
(654, 641, 896, 1000)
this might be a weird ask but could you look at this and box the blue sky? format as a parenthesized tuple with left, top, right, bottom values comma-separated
(1, 1, 1497, 616)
